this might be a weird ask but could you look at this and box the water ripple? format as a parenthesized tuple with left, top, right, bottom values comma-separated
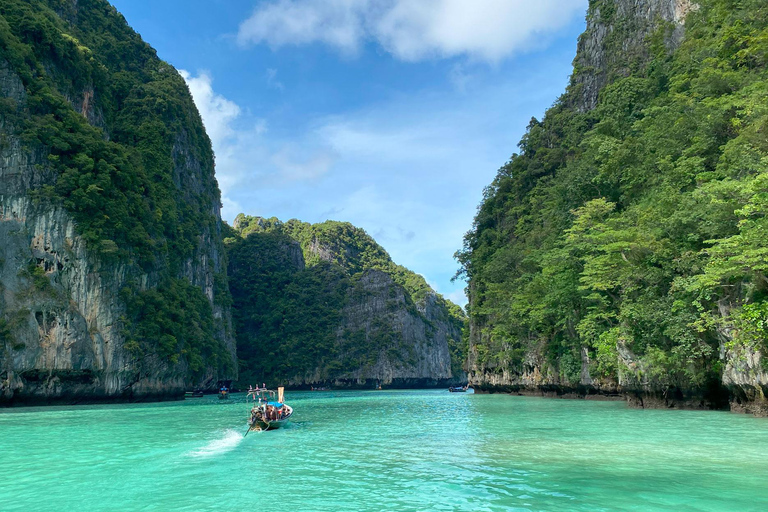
(1, 391, 768, 511)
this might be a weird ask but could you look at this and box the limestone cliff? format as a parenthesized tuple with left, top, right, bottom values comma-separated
(463, 0, 768, 415)
(0, 0, 235, 404)
(467, 0, 699, 402)
(226, 216, 465, 388)
(570, 0, 697, 111)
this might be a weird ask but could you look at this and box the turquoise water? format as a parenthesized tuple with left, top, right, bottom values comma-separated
(1, 390, 767, 511)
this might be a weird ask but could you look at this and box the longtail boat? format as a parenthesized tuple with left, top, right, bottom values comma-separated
(246, 386, 293, 431)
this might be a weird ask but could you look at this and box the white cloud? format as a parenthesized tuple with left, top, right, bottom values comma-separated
(237, 0, 588, 62)
(237, 0, 368, 54)
(448, 63, 472, 92)
(181, 69, 333, 219)
(179, 70, 240, 146)
(446, 289, 468, 308)
(181, 69, 244, 215)
(179, 48, 573, 307)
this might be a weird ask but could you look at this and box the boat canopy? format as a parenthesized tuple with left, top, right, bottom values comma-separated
(266, 402, 284, 407)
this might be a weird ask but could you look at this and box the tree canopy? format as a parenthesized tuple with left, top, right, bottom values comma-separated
(458, 0, 768, 390)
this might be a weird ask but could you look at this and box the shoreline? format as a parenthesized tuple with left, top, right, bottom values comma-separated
(6, 384, 766, 417)
(471, 384, 768, 417)
(0, 383, 467, 408)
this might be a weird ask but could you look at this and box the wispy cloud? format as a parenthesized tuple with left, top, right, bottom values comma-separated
(266, 68, 285, 90)
(181, 69, 335, 219)
(237, 0, 587, 62)
(237, 0, 367, 55)
(180, 70, 240, 146)
(446, 289, 468, 308)
(180, 51, 573, 306)
(269, 146, 336, 183)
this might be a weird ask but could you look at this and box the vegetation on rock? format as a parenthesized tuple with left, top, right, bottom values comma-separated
(0, 0, 233, 379)
(227, 215, 466, 385)
(457, 0, 768, 392)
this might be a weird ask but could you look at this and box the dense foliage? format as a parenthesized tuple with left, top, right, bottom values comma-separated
(458, 0, 768, 391)
(0, 0, 232, 377)
(227, 216, 466, 385)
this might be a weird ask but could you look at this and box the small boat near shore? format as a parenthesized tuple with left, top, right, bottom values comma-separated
(246, 386, 293, 432)
(185, 390, 204, 398)
(448, 385, 469, 393)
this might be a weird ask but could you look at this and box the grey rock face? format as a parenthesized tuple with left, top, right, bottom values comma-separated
(570, 0, 696, 111)
(231, 229, 464, 388)
(308, 239, 337, 264)
(299, 236, 460, 385)
(721, 343, 768, 415)
(0, 56, 235, 405)
(330, 269, 454, 386)
(466, 1, 745, 410)
(715, 301, 768, 415)
(469, 1, 768, 415)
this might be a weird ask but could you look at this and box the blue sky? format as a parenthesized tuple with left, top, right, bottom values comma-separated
(111, 0, 589, 306)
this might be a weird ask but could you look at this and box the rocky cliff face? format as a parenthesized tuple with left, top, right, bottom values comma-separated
(465, 0, 768, 416)
(716, 301, 768, 416)
(0, 1, 235, 405)
(317, 262, 454, 388)
(295, 268, 454, 388)
(227, 216, 465, 388)
(467, 0, 699, 400)
(570, 0, 696, 111)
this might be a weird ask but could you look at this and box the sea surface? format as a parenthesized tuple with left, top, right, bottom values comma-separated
(1, 389, 767, 511)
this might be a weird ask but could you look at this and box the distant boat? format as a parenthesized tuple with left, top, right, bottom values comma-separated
(246, 387, 293, 431)
(448, 385, 469, 393)
(185, 390, 204, 398)
(219, 387, 230, 400)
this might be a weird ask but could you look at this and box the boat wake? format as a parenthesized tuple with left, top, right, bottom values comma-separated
(187, 429, 244, 458)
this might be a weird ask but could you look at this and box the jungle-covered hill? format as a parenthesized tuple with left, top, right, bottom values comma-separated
(226, 215, 466, 388)
(0, 0, 235, 404)
(457, 0, 768, 414)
